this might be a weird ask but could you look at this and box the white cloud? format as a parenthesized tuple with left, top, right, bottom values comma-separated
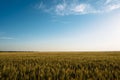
(105, 0, 112, 4)
(104, 0, 120, 12)
(55, 4, 66, 15)
(35, 1, 47, 10)
(71, 4, 97, 14)
(0, 37, 14, 40)
(54, 3, 95, 15)
(72, 4, 86, 13)
(0, 32, 14, 40)
(37, 0, 120, 15)
(56, 4, 65, 11)
(107, 4, 120, 11)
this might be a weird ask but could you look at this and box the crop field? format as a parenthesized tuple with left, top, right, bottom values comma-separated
(0, 52, 120, 80)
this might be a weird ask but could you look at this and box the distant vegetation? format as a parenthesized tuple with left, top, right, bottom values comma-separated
(0, 52, 120, 80)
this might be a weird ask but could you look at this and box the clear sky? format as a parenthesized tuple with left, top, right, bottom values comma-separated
(0, 0, 120, 51)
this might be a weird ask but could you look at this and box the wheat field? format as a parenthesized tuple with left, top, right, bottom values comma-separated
(0, 52, 120, 80)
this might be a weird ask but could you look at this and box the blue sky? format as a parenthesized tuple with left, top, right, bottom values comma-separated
(0, 0, 120, 51)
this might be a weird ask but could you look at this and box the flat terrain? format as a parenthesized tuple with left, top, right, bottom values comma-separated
(0, 52, 120, 80)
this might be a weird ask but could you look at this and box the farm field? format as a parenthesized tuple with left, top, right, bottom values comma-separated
(0, 52, 120, 80)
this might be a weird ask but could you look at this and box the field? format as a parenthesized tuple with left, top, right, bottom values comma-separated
(0, 52, 120, 80)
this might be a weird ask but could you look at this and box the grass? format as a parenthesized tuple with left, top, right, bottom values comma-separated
(0, 51, 120, 80)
